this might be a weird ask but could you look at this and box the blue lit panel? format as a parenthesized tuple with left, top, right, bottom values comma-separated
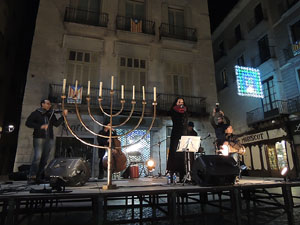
(235, 65, 264, 98)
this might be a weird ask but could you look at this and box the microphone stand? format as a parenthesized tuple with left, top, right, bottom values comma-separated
(151, 137, 169, 177)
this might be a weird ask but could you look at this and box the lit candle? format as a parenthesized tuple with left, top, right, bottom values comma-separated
(111, 76, 114, 90)
(121, 85, 124, 99)
(153, 87, 156, 102)
(132, 85, 135, 100)
(62, 78, 66, 94)
(87, 80, 90, 96)
(75, 80, 78, 93)
(142, 86, 145, 101)
(99, 82, 103, 97)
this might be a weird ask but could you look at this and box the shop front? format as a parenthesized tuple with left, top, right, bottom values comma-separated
(239, 127, 296, 178)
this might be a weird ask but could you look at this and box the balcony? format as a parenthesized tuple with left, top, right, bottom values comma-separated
(159, 23, 197, 42)
(116, 16, 155, 35)
(250, 46, 276, 68)
(48, 84, 206, 116)
(246, 100, 289, 125)
(288, 95, 300, 114)
(282, 44, 296, 64)
(64, 7, 108, 27)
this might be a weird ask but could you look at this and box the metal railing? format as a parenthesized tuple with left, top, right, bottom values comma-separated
(288, 95, 300, 114)
(159, 23, 197, 42)
(116, 16, 155, 35)
(282, 44, 295, 64)
(48, 84, 206, 116)
(250, 46, 276, 68)
(246, 100, 289, 125)
(64, 7, 108, 27)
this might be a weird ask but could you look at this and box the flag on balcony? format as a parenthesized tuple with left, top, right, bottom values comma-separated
(131, 18, 142, 33)
(67, 85, 83, 104)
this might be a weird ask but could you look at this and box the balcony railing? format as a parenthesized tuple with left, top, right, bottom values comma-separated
(288, 95, 300, 114)
(116, 16, 155, 35)
(48, 84, 206, 116)
(246, 100, 289, 125)
(250, 46, 276, 68)
(159, 23, 197, 42)
(282, 44, 296, 64)
(64, 7, 108, 27)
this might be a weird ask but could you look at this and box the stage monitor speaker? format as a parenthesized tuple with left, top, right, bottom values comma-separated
(45, 158, 91, 186)
(192, 155, 239, 186)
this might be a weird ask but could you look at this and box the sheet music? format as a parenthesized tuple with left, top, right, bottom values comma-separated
(176, 136, 201, 152)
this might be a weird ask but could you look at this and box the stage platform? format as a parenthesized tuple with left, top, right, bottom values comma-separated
(1, 177, 300, 225)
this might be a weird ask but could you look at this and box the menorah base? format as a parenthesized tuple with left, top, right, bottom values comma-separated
(102, 184, 118, 190)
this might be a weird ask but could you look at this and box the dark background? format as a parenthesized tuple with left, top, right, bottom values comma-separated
(208, 0, 239, 31)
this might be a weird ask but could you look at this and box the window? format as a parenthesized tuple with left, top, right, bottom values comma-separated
(168, 8, 184, 36)
(164, 62, 191, 96)
(221, 69, 228, 88)
(125, 0, 145, 19)
(234, 24, 242, 42)
(70, 0, 101, 23)
(258, 35, 271, 63)
(262, 77, 276, 112)
(254, 3, 264, 24)
(66, 50, 99, 86)
(119, 56, 147, 92)
(266, 141, 288, 171)
(237, 55, 245, 66)
(290, 20, 300, 43)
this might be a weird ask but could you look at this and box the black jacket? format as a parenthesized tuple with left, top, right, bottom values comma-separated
(25, 108, 64, 139)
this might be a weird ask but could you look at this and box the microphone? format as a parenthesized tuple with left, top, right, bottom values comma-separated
(180, 105, 184, 108)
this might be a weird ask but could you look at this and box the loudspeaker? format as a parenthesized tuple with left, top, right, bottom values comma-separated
(192, 155, 239, 186)
(45, 158, 90, 186)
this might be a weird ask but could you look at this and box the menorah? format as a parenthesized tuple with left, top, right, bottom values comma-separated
(60, 76, 157, 190)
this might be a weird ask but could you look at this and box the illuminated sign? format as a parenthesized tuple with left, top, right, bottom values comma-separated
(235, 65, 264, 98)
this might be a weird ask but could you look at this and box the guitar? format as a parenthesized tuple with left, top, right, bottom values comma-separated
(217, 141, 246, 156)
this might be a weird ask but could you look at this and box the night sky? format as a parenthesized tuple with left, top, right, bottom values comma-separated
(208, 0, 240, 32)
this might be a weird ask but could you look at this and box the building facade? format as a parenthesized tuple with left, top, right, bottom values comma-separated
(15, 0, 217, 177)
(212, 0, 300, 178)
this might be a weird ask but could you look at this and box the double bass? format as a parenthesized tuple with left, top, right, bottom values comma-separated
(103, 137, 127, 173)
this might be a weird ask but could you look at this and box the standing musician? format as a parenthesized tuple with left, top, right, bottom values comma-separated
(210, 105, 230, 149)
(167, 97, 188, 183)
(26, 99, 68, 184)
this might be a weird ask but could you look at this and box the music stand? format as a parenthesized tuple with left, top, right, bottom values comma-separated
(177, 136, 201, 185)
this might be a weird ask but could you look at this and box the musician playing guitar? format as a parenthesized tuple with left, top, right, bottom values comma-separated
(216, 125, 246, 161)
